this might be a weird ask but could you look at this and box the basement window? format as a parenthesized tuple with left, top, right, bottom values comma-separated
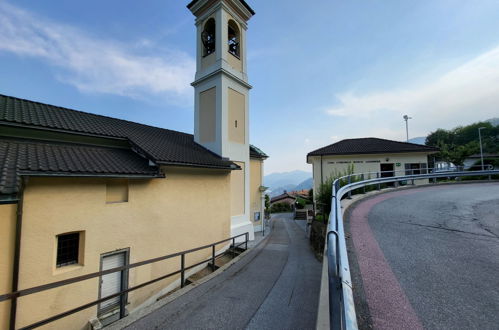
(56, 232, 82, 267)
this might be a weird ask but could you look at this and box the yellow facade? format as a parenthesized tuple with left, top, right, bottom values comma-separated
(8, 166, 231, 329)
(249, 158, 263, 228)
(199, 87, 217, 143)
(228, 88, 245, 144)
(230, 162, 245, 216)
(0, 204, 16, 330)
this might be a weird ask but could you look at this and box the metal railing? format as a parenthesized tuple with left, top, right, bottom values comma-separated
(1, 232, 249, 330)
(323, 167, 499, 330)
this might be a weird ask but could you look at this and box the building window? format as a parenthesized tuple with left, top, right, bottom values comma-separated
(405, 163, 428, 175)
(56, 232, 81, 267)
(227, 20, 240, 57)
(202, 18, 216, 56)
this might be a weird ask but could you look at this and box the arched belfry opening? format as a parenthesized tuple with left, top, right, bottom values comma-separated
(227, 20, 240, 57)
(202, 18, 216, 56)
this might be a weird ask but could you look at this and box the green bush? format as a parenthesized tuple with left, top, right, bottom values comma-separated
(270, 202, 292, 213)
(295, 197, 307, 209)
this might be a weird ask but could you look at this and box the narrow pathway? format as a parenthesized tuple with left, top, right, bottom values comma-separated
(122, 213, 321, 330)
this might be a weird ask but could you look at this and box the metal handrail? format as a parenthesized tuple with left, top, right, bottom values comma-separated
(2, 232, 249, 330)
(324, 168, 499, 330)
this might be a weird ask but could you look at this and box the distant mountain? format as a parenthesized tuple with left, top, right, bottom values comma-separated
(487, 117, 499, 126)
(295, 177, 313, 191)
(264, 170, 312, 197)
(408, 136, 426, 145)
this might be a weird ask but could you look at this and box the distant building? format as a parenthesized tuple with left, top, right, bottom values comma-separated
(307, 137, 439, 197)
(463, 153, 499, 170)
(270, 192, 296, 208)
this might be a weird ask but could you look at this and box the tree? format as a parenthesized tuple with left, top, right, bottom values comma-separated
(264, 194, 270, 212)
(426, 121, 499, 165)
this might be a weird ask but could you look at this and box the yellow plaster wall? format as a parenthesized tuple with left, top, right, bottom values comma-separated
(0, 203, 16, 330)
(249, 159, 262, 226)
(230, 162, 245, 216)
(14, 167, 231, 329)
(201, 52, 216, 70)
(228, 88, 245, 144)
(199, 87, 217, 143)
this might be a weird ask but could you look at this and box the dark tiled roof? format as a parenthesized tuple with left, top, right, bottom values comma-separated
(270, 192, 295, 204)
(0, 138, 163, 195)
(307, 138, 439, 157)
(250, 144, 268, 159)
(0, 94, 235, 170)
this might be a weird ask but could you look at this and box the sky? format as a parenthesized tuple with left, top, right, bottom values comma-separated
(1, 0, 499, 174)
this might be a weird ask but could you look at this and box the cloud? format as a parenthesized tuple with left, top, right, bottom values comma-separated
(0, 3, 195, 103)
(326, 46, 499, 133)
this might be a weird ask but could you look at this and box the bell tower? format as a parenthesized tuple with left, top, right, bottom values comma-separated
(188, 0, 255, 239)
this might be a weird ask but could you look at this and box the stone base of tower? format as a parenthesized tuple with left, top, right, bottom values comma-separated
(231, 215, 255, 241)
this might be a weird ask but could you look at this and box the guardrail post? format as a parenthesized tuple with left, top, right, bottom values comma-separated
(120, 268, 126, 318)
(180, 253, 185, 288)
(232, 237, 236, 258)
(347, 175, 352, 199)
(362, 174, 366, 194)
(211, 245, 216, 271)
(377, 172, 380, 190)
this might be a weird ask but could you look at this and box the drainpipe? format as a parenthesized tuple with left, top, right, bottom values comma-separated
(320, 155, 323, 185)
(10, 177, 25, 330)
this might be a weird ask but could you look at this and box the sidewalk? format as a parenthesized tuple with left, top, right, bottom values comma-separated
(109, 213, 320, 330)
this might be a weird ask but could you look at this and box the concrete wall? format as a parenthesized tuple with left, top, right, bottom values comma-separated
(310, 152, 431, 195)
(249, 158, 263, 230)
(13, 166, 231, 329)
(0, 203, 16, 330)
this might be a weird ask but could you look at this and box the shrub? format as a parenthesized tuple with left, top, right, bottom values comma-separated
(270, 202, 292, 213)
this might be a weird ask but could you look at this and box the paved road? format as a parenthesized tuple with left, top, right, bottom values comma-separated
(123, 213, 321, 330)
(346, 183, 499, 330)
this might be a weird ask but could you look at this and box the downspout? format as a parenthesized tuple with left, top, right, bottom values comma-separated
(10, 177, 25, 330)
(320, 155, 323, 185)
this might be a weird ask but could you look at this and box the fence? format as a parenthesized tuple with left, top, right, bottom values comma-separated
(1, 232, 249, 330)
(320, 167, 499, 330)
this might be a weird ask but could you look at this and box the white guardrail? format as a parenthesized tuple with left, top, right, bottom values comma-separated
(318, 167, 499, 330)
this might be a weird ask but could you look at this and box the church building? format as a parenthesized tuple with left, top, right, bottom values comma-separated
(0, 1, 264, 329)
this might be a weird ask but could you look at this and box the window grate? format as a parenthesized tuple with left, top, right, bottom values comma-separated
(57, 233, 80, 267)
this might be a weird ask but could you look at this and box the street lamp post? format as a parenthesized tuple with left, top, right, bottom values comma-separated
(478, 127, 486, 171)
(403, 115, 412, 142)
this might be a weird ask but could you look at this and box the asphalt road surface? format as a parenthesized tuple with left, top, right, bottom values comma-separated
(346, 182, 499, 330)
(123, 213, 321, 330)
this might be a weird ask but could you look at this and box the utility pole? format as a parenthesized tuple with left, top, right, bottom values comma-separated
(478, 127, 486, 170)
(403, 115, 412, 142)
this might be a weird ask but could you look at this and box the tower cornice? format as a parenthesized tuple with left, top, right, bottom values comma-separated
(188, 0, 254, 22)
(191, 67, 252, 90)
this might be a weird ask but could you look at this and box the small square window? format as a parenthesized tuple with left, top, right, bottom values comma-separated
(56, 233, 80, 267)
